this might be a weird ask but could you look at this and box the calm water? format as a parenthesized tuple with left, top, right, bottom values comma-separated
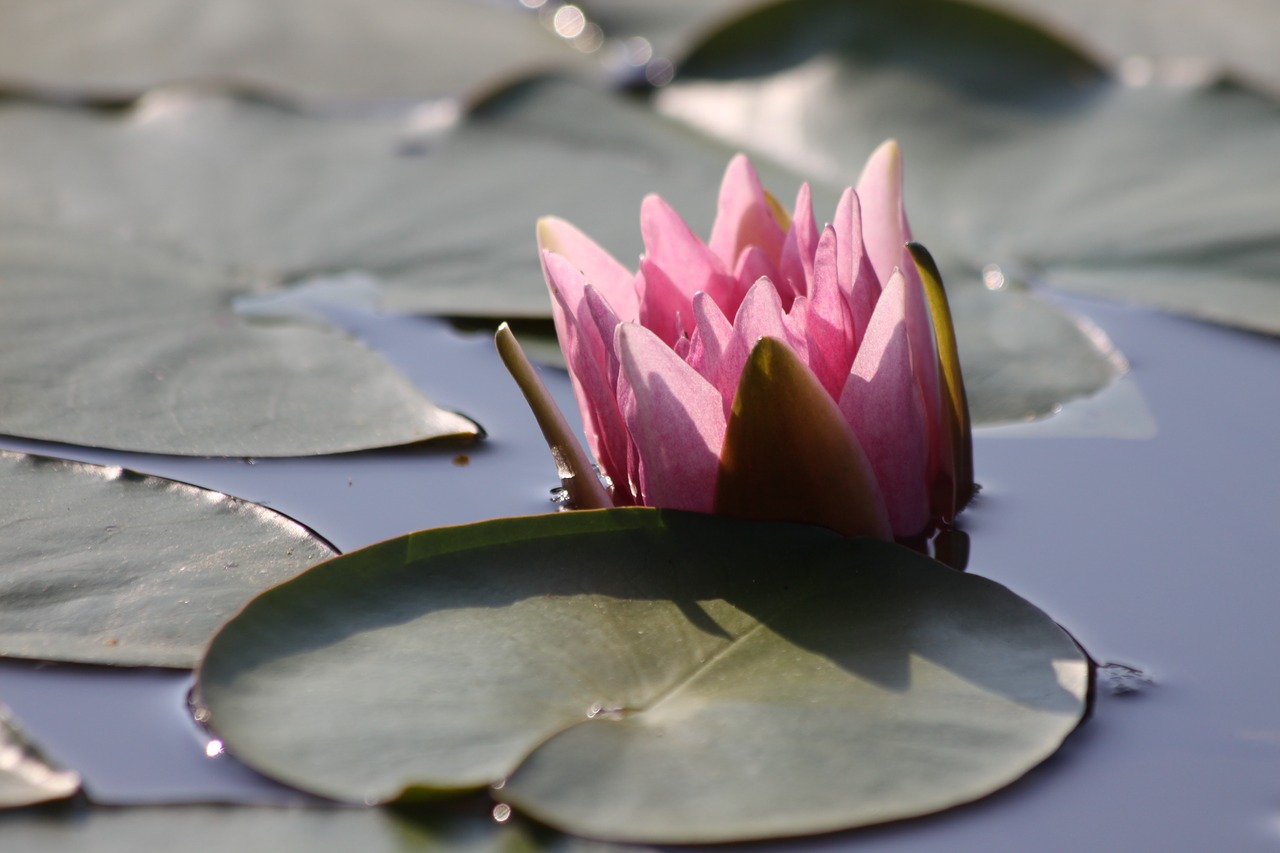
(0, 292, 1276, 850)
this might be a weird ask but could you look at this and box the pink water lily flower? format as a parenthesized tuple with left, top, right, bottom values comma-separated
(500, 142, 972, 541)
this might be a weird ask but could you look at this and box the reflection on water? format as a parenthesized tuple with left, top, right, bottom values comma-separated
(0, 293, 1275, 848)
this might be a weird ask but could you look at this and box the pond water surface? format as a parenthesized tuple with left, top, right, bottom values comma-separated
(0, 292, 1276, 850)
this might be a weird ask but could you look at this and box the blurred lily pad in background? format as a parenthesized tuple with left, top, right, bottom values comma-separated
(0, 74, 1119, 430)
(0, 0, 596, 105)
(0, 225, 477, 456)
(985, 0, 1280, 96)
(0, 704, 80, 808)
(0, 451, 336, 667)
(658, 0, 1280, 341)
(1, 0, 1276, 445)
(197, 509, 1088, 843)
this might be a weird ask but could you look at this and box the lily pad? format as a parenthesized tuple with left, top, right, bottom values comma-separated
(0, 704, 80, 808)
(0, 226, 476, 456)
(0, 450, 336, 667)
(582, 0, 767, 64)
(196, 509, 1088, 843)
(0, 84, 824, 319)
(414, 79, 1119, 424)
(657, 0, 1280, 338)
(0, 0, 592, 104)
(0, 802, 592, 852)
(986, 0, 1280, 96)
(0, 79, 1118, 425)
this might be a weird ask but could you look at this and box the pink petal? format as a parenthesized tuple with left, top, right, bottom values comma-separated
(734, 245, 790, 306)
(640, 194, 735, 308)
(832, 188, 856, 302)
(779, 182, 818, 297)
(708, 154, 787, 270)
(839, 271, 932, 538)
(834, 190, 882, 349)
(637, 258, 692, 346)
(854, 140, 912, 288)
(721, 279, 807, 416)
(686, 291, 734, 397)
(581, 284, 633, 501)
(537, 217, 639, 321)
(615, 323, 727, 512)
(542, 253, 630, 488)
(805, 226, 856, 399)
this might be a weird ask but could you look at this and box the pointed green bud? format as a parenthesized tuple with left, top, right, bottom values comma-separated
(714, 336, 891, 539)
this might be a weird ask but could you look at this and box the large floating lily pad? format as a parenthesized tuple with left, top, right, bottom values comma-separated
(657, 0, 1280, 338)
(0, 450, 336, 667)
(197, 509, 1088, 843)
(0, 0, 592, 104)
(0, 704, 80, 808)
(0, 226, 476, 456)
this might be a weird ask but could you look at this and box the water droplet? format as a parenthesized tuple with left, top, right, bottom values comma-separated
(492, 803, 512, 823)
(981, 263, 1006, 291)
(552, 5, 585, 39)
(587, 702, 603, 718)
(205, 739, 224, 758)
(573, 22, 604, 54)
(645, 57, 676, 88)
(623, 37, 653, 67)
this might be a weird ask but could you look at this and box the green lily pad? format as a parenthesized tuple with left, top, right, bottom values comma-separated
(0, 77, 1119, 425)
(0, 84, 796, 320)
(0, 802, 600, 852)
(985, 0, 1280, 96)
(0, 0, 592, 104)
(582, 0, 767, 63)
(657, 0, 1280, 338)
(0, 704, 80, 808)
(0, 450, 336, 667)
(196, 509, 1088, 843)
(414, 78, 1119, 424)
(0, 225, 476, 456)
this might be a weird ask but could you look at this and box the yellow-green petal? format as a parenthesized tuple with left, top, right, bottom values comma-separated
(909, 242, 974, 509)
